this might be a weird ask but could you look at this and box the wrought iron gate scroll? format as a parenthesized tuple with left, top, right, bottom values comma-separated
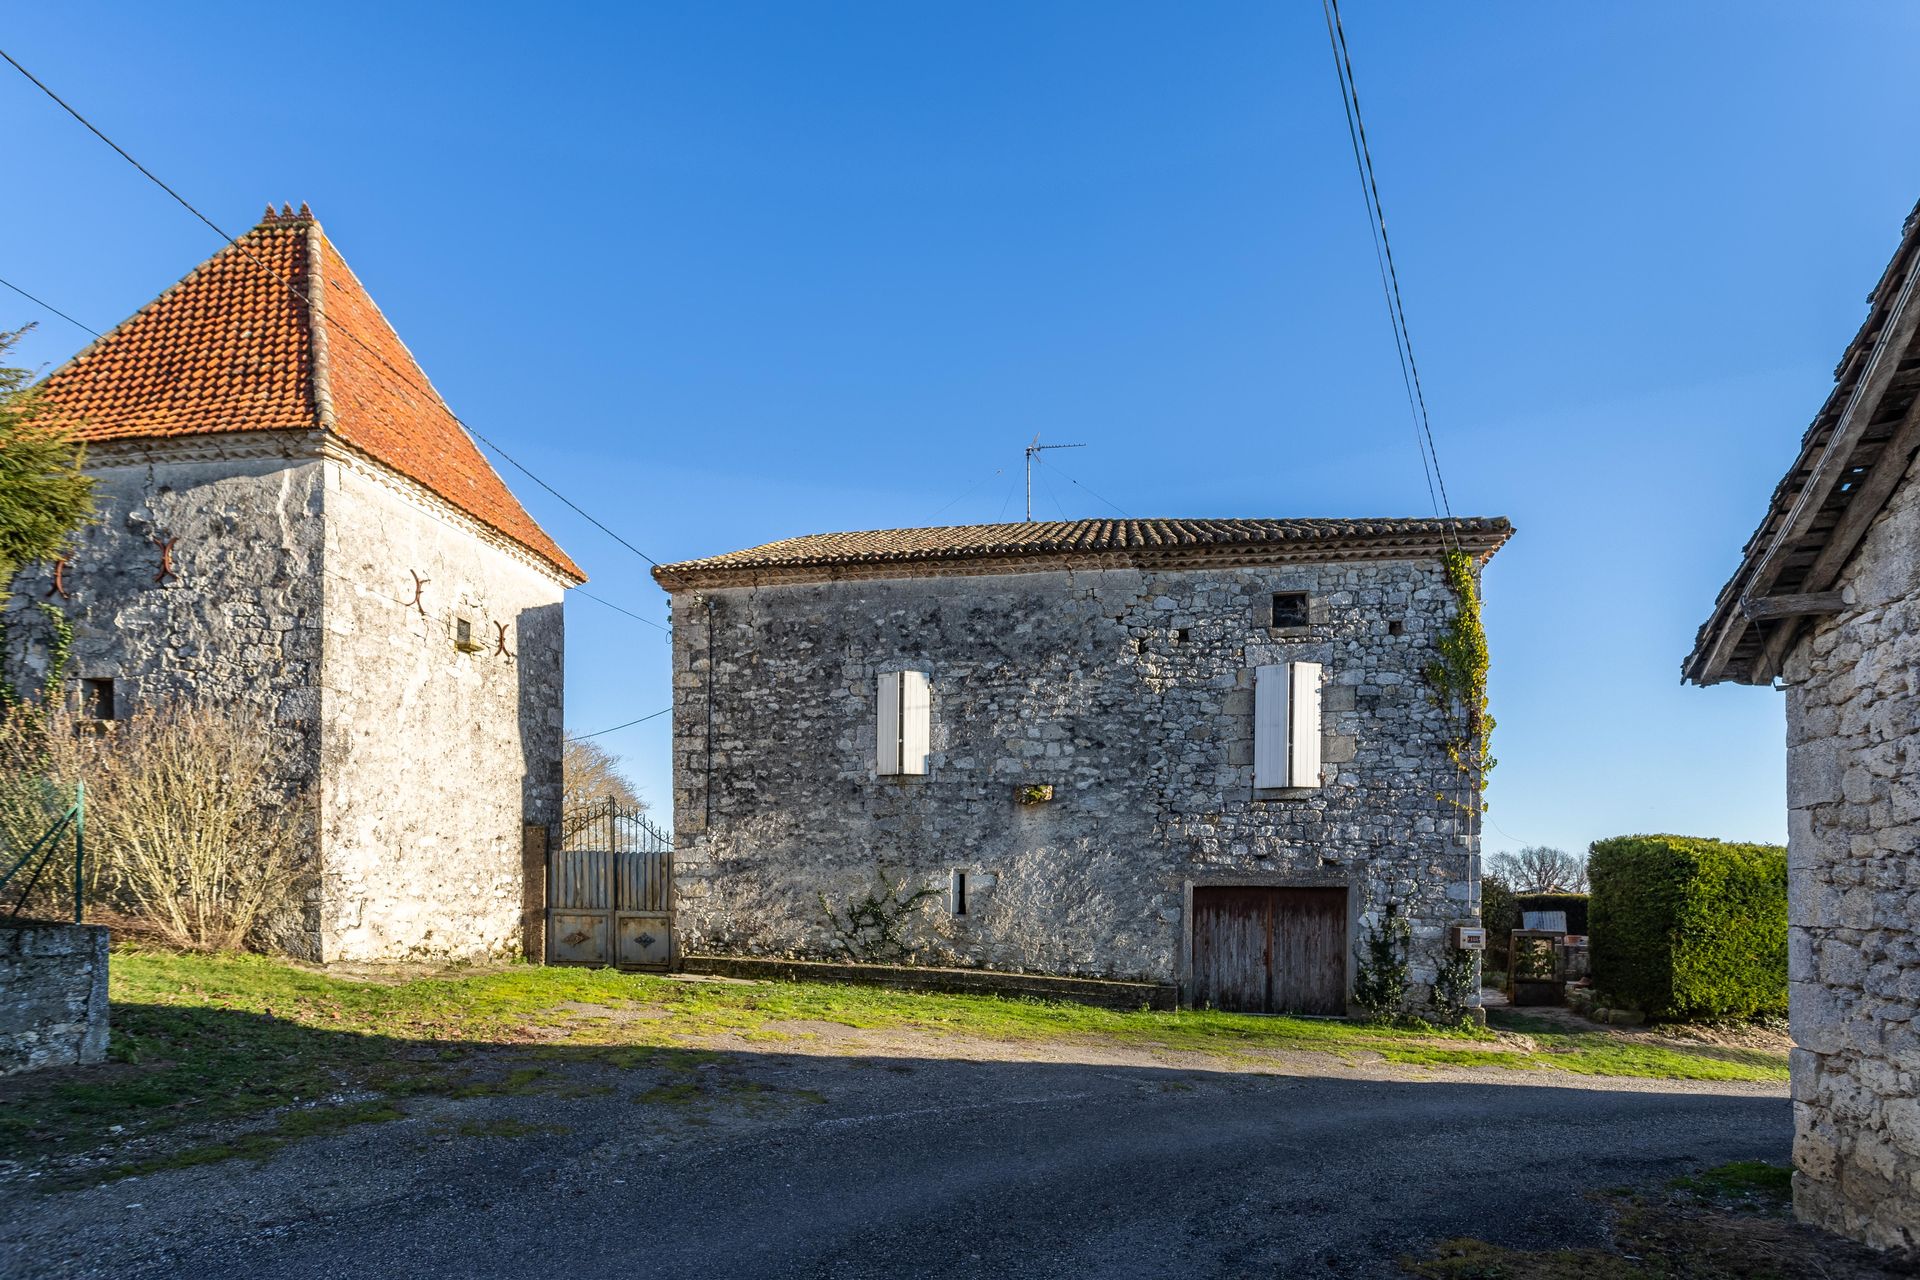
(548, 798, 672, 969)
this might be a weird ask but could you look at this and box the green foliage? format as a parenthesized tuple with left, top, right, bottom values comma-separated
(1425, 548, 1494, 809)
(1589, 835, 1787, 1021)
(1514, 892, 1589, 935)
(33, 599, 73, 703)
(0, 326, 95, 614)
(1353, 903, 1412, 1018)
(819, 872, 939, 963)
(1432, 947, 1480, 1026)
(1480, 871, 1517, 973)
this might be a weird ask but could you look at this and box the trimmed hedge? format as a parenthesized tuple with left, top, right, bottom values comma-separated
(1515, 893, 1588, 935)
(1588, 835, 1787, 1021)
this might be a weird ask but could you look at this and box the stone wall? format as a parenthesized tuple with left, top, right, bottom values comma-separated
(2, 434, 568, 965)
(0, 922, 109, 1075)
(317, 452, 566, 962)
(669, 557, 1481, 997)
(1782, 453, 1920, 1251)
(1, 437, 327, 954)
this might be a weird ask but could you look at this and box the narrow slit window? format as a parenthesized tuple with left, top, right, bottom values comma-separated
(950, 869, 969, 917)
(1271, 593, 1309, 628)
(80, 678, 115, 721)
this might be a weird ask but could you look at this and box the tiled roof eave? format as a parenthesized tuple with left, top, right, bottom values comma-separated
(653, 524, 1510, 590)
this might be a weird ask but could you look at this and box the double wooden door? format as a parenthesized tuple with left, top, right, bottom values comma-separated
(1191, 886, 1348, 1015)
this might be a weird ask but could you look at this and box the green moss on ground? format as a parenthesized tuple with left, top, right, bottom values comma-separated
(0, 948, 1788, 1183)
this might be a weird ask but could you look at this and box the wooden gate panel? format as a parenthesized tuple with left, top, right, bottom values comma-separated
(1192, 885, 1347, 1015)
(1269, 887, 1347, 1016)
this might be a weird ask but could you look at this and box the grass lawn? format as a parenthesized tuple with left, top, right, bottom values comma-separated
(0, 948, 1789, 1185)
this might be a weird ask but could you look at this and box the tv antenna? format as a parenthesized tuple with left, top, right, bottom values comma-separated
(1024, 436, 1085, 522)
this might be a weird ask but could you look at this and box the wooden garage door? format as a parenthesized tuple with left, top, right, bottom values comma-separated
(1191, 886, 1347, 1015)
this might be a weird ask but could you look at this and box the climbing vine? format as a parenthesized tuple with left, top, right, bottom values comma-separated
(819, 871, 939, 964)
(1425, 548, 1494, 811)
(34, 601, 73, 706)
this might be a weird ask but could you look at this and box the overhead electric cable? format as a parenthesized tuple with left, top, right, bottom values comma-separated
(0, 45, 667, 574)
(575, 588, 671, 633)
(1318, 0, 1456, 529)
(0, 274, 102, 339)
(574, 707, 670, 739)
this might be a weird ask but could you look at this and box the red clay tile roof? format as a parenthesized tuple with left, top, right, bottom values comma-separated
(36, 206, 584, 583)
(653, 516, 1511, 588)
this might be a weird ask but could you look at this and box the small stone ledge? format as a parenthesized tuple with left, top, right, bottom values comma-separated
(680, 954, 1177, 1011)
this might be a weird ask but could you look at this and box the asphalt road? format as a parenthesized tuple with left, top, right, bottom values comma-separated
(8, 1049, 1787, 1280)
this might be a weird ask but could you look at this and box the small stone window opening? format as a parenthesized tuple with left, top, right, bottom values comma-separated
(1388, 619, 1405, 636)
(454, 617, 484, 653)
(950, 869, 969, 917)
(1174, 628, 1190, 645)
(80, 678, 116, 721)
(1271, 593, 1309, 628)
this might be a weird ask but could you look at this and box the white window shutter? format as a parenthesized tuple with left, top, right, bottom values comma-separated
(1253, 664, 1288, 788)
(899, 670, 931, 775)
(1288, 661, 1323, 787)
(877, 672, 903, 775)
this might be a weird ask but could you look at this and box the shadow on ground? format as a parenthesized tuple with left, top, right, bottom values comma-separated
(2, 1006, 1792, 1280)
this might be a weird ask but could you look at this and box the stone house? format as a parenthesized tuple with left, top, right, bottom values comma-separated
(2, 204, 585, 963)
(1684, 202, 1920, 1250)
(653, 516, 1510, 1011)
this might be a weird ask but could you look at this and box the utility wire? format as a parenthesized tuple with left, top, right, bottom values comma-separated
(575, 588, 671, 633)
(1036, 453, 1131, 518)
(573, 707, 670, 739)
(0, 274, 101, 338)
(0, 45, 665, 572)
(931, 466, 1004, 520)
(1319, 0, 1456, 532)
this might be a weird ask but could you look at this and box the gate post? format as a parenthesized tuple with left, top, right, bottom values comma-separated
(522, 822, 549, 963)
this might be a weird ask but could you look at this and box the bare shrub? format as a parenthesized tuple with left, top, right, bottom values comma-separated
(71, 700, 303, 950)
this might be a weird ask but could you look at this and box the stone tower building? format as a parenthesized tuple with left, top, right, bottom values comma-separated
(2, 204, 585, 963)
(654, 517, 1509, 1011)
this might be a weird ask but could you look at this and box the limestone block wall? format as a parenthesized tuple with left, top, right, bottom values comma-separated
(670, 558, 1480, 994)
(0, 922, 110, 1075)
(1, 439, 327, 954)
(316, 453, 565, 962)
(1782, 454, 1920, 1251)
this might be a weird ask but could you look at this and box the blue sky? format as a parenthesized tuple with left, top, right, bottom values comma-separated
(5, 2, 1918, 856)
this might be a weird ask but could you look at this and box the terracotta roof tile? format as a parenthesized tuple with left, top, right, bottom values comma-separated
(36, 209, 584, 583)
(654, 517, 1511, 588)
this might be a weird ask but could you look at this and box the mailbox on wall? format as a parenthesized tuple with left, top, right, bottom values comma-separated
(1451, 925, 1487, 951)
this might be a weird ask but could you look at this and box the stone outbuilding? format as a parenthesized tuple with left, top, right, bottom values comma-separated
(2, 204, 585, 963)
(1685, 201, 1920, 1250)
(654, 516, 1510, 1011)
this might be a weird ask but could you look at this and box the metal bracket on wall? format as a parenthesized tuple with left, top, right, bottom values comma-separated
(493, 620, 513, 658)
(151, 537, 178, 584)
(406, 570, 429, 615)
(45, 558, 70, 600)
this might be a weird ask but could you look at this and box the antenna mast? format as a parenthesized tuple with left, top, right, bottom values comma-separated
(1024, 436, 1086, 521)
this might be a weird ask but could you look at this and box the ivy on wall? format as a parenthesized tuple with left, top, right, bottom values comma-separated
(1425, 548, 1494, 811)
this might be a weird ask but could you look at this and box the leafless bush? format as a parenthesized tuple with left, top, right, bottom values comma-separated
(51, 699, 303, 950)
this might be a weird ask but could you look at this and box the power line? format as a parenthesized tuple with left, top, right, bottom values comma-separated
(575, 588, 670, 633)
(573, 707, 670, 739)
(0, 45, 664, 571)
(1319, 0, 1455, 529)
(0, 274, 101, 338)
(930, 466, 1004, 520)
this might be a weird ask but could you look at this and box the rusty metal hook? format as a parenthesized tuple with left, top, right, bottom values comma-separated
(46, 557, 70, 600)
(406, 570, 429, 615)
(493, 620, 512, 658)
(152, 537, 178, 584)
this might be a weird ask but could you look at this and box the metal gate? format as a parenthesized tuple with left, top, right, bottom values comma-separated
(548, 798, 673, 969)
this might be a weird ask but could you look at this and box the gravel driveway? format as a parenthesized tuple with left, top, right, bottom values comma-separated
(4, 1041, 1787, 1279)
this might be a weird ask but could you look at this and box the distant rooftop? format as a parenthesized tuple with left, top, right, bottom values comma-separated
(653, 516, 1512, 588)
